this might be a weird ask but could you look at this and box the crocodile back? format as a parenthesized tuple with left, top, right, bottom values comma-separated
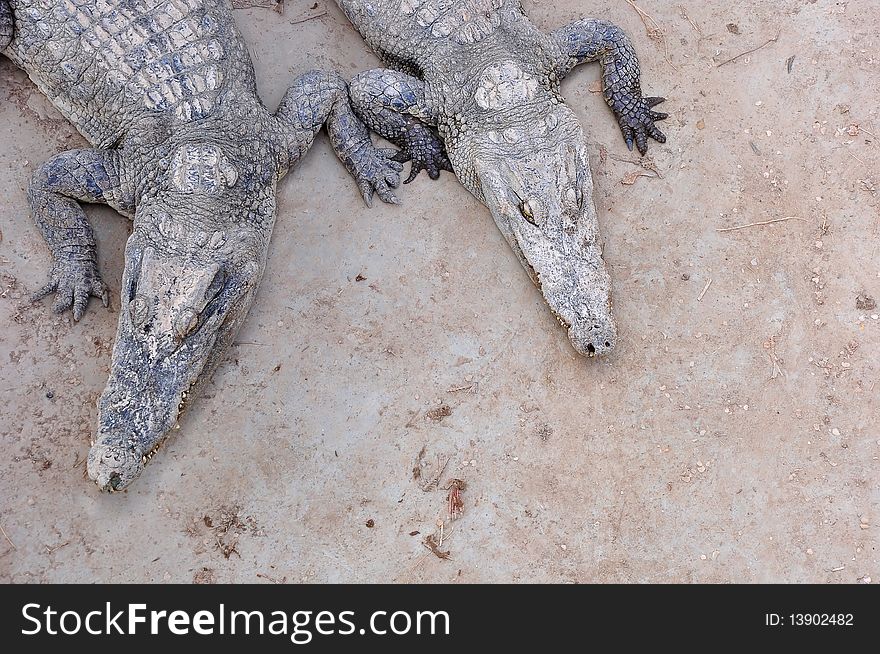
(337, 0, 527, 74)
(6, 0, 257, 148)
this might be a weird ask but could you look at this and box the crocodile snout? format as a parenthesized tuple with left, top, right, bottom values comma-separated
(569, 318, 617, 357)
(87, 442, 145, 492)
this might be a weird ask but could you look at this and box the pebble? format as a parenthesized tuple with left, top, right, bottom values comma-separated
(831, 428, 840, 436)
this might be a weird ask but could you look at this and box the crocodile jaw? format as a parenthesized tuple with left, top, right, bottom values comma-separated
(87, 225, 263, 491)
(472, 131, 617, 356)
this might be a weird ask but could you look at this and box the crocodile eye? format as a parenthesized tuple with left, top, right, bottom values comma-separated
(174, 309, 199, 340)
(204, 269, 227, 304)
(519, 199, 537, 225)
(129, 295, 153, 327)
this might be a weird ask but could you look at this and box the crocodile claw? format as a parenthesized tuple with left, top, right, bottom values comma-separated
(613, 93, 668, 156)
(356, 147, 403, 207)
(391, 122, 453, 184)
(31, 259, 110, 321)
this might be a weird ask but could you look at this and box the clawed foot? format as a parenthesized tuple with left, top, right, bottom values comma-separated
(31, 259, 109, 321)
(391, 122, 453, 184)
(612, 94, 668, 155)
(356, 146, 404, 207)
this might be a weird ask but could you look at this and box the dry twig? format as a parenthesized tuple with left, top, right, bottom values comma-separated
(445, 479, 466, 520)
(0, 524, 16, 550)
(697, 279, 712, 302)
(423, 534, 451, 560)
(716, 31, 781, 68)
(624, 0, 678, 71)
(290, 11, 327, 25)
(716, 216, 805, 232)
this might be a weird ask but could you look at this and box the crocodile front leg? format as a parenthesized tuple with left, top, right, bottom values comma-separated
(274, 69, 403, 207)
(349, 69, 452, 184)
(550, 19, 667, 154)
(29, 148, 134, 320)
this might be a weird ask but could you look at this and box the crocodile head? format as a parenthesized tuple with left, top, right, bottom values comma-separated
(455, 103, 617, 356)
(87, 203, 266, 491)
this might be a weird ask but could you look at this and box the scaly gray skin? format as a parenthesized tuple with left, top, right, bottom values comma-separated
(337, 0, 668, 356)
(2, 0, 401, 491)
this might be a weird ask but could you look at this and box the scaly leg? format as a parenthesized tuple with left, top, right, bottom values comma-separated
(550, 19, 667, 154)
(274, 69, 402, 207)
(348, 68, 452, 184)
(29, 148, 134, 320)
(0, 0, 12, 51)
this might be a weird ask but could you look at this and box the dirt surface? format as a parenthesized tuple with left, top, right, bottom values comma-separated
(1, 1, 877, 583)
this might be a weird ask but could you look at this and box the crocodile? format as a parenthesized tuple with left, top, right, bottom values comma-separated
(2, 0, 402, 490)
(336, 0, 668, 356)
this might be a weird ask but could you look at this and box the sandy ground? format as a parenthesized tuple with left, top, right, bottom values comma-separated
(1, 0, 878, 584)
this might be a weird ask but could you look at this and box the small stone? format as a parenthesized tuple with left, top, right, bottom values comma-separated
(700, 554, 707, 560)
(832, 428, 840, 436)
(806, 548, 813, 555)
